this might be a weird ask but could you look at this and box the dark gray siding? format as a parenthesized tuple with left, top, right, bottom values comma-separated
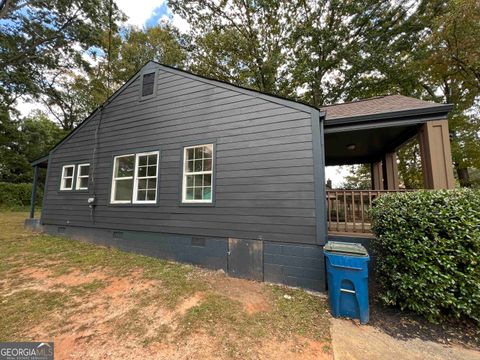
(42, 63, 318, 245)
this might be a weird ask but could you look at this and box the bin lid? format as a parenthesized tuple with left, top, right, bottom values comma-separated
(324, 241, 368, 256)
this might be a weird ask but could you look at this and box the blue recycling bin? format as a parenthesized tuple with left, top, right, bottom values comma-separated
(324, 241, 370, 324)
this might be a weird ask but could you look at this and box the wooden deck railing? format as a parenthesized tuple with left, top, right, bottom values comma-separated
(326, 190, 414, 234)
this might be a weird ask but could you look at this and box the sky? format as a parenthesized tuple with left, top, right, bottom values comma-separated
(115, 0, 190, 32)
(17, 0, 349, 187)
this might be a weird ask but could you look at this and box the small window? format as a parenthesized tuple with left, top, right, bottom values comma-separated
(182, 144, 213, 203)
(133, 152, 159, 203)
(141, 72, 155, 97)
(110, 151, 159, 204)
(60, 165, 75, 190)
(76, 163, 90, 190)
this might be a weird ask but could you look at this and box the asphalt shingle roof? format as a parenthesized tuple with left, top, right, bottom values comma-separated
(321, 94, 443, 120)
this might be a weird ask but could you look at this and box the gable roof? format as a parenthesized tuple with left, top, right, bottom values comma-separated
(31, 61, 322, 166)
(321, 94, 452, 122)
(30, 64, 452, 166)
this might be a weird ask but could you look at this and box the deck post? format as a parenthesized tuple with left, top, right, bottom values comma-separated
(371, 161, 383, 190)
(418, 120, 455, 189)
(383, 152, 400, 190)
(29, 165, 39, 219)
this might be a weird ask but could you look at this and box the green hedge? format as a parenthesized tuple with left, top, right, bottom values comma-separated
(0, 182, 43, 208)
(369, 189, 480, 324)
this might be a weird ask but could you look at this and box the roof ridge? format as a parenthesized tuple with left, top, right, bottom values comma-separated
(320, 95, 402, 108)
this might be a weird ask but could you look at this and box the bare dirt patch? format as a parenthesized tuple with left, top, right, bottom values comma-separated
(0, 212, 332, 359)
(260, 336, 331, 360)
(176, 292, 204, 316)
(206, 272, 272, 314)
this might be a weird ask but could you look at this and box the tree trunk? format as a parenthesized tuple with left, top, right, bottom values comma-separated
(455, 165, 471, 187)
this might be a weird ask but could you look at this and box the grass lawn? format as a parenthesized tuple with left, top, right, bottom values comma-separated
(0, 211, 332, 359)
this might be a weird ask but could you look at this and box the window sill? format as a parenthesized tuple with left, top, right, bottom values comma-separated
(179, 202, 215, 207)
(107, 203, 160, 208)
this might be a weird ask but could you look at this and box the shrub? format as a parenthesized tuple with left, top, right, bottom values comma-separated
(0, 182, 43, 209)
(369, 189, 480, 324)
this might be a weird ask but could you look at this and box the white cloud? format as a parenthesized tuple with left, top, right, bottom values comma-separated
(115, 0, 165, 27)
(171, 13, 190, 33)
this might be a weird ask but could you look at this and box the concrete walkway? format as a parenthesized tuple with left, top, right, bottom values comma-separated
(331, 318, 480, 360)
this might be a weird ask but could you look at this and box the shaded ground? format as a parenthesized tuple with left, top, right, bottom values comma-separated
(330, 274, 480, 359)
(0, 212, 332, 359)
(331, 318, 480, 360)
(369, 298, 479, 350)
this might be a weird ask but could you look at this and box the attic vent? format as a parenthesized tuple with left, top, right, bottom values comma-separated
(142, 72, 155, 97)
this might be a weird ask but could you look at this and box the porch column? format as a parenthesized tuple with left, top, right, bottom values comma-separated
(383, 152, 400, 190)
(371, 161, 384, 190)
(29, 166, 39, 219)
(418, 120, 455, 189)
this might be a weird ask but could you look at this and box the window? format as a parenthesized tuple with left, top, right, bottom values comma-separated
(111, 154, 135, 203)
(141, 72, 155, 97)
(76, 163, 90, 190)
(60, 165, 75, 190)
(110, 151, 159, 204)
(182, 144, 213, 203)
(133, 152, 159, 203)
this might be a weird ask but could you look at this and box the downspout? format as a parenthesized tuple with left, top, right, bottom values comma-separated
(89, 105, 104, 223)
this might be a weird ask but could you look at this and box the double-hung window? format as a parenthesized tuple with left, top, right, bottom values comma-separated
(76, 163, 90, 190)
(182, 144, 213, 203)
(133, 152, 159, 203)
(111, 151, 159, 204)
(60, 165, 75, 190)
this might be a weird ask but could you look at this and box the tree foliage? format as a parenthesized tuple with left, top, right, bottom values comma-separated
(0, 0, 123, 112)
(0, 111, 66, 183)
(339, 165, 371, 190)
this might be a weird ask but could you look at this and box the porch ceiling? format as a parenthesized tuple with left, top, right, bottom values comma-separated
(324, 124, 419, 166)
(321, 95, 453, 166)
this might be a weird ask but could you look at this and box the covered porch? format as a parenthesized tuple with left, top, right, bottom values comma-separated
(322, 95, 455, 235)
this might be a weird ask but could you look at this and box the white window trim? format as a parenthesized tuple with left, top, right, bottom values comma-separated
(75, 163, 90, 190)
(182, 144, 214, 204)
(110, 151, 160, 204)
(110, 154, 135, 204)
(60, 165, 75, 190)
(133, 151, 160, 204)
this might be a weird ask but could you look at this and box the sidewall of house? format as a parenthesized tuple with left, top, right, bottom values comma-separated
(40, 64, 327, 291)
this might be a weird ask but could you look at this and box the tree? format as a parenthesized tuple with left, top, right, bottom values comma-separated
(0, 111, 66, 183)
(108, 24, 188, 84)
(334, 0, 480, 187)
(339, 164, 371, 190)
(397, 138, 424, 189)
(170, 0, 288, 95)
(0, 0, 124, 113)
(171, 1, 419, 105)
(281, 1, 420, 106)
(401, 0, 480, 186)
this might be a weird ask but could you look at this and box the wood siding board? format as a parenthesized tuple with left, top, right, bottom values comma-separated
(42, 63, 320, 245)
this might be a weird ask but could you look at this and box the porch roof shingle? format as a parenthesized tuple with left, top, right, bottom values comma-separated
(321, 94, 444, 120)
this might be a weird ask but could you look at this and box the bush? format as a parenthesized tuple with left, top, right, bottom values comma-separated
(0, 182, 43, 209)
(369, 189, 480, 324)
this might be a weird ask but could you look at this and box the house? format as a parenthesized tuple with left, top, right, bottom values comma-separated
(26, 61, 454, 292)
